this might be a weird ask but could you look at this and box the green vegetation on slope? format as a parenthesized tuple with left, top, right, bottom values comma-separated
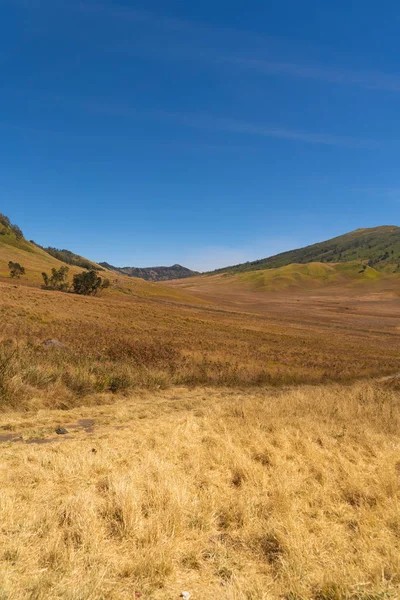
(211, 226, 400, 275)
(38, 246, 104, 271)
(205, 261, 383, 293)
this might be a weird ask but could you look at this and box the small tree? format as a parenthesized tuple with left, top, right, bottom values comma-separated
(8, 261, 25, 278)
(72, 270, 109, 295)
(42, 266, 70, 291)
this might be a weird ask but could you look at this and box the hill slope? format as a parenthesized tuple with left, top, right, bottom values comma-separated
(0, 218, 202, 304)
(221, 261, 383, 292)
(38, 245, 105, 271)
(100, 262, 199, 281)
(168, 261, 390, 297)
(211, 226, 400, 274)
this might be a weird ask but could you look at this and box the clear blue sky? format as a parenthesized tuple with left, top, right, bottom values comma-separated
(2, 0, 400, 270)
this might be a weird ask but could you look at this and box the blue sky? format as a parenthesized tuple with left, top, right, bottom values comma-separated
(1, 0, 400, 270)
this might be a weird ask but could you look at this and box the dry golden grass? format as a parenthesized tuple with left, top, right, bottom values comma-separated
(0, 382, 399, 599)
(1, 280, 400, 411)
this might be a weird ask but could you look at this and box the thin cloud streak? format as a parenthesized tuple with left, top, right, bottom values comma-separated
(229, 58, 400, 92)
(10, 2, 400, 94)
(92, 104, 376, 148)
(75, 2, 400, 94)
(187, 115, 374, 148)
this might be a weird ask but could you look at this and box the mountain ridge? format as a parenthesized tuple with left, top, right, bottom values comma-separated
(209, 225, 400, 275)
(100, 262, 199, 282)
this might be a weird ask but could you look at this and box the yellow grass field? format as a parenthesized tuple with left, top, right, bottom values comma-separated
(0, 382, 399, 599)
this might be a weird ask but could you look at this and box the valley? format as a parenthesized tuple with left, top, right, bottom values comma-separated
(0, 218, 399, 599)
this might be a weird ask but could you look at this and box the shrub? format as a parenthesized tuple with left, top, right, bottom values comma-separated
(42, 266, 70, 291)
(8, 261, 25, 278)
(72, 270, 110, 295)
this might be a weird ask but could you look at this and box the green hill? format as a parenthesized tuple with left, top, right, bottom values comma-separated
(211, 226, 400, 275)
(233, 261, 382, 292)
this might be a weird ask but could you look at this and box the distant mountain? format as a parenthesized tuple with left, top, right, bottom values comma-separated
(99, 262, 199, 282)
(211, 226, 400, 275)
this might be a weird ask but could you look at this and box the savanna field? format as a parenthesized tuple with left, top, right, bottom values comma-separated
(0, 230, 400, 599)
(0, 274, 399, 600)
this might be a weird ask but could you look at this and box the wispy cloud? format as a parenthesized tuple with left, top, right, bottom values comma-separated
(91, 104, 376, 148)
(74, 2, 400, 94)
(8, 1, 400, 95)
(177, 114, 373, 148)
(228, 58, 400, 92)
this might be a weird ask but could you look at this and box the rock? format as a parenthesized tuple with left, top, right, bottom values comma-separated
(42, 339, 65, 348)
(180, 593, 191, 600)
(55, 427, 69, 435)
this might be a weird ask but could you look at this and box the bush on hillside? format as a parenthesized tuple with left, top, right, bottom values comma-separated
(8, 261, 25, 278)
(42, 266, 70, 291)
(72, 270, 110, 295)
(41, 267, 110, 296)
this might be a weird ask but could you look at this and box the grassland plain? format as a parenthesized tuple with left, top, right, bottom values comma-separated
(1, 279, 400, 410)
(0, 383, 399, 599)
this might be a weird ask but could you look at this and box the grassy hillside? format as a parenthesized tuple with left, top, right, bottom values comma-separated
(0, 223, 202, 304)
(101, 262, 199, 281)
(212, 226, 400, 274)
(212, 261, 384, 293)
(0, 230, 85, 284)
(170, 261, 388, 297)
(39, 245, 105, 271)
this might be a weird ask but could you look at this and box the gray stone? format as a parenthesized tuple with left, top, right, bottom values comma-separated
(56, 427, 69, 435)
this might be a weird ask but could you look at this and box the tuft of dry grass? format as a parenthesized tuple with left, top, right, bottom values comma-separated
(0, 383, 399, 599)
